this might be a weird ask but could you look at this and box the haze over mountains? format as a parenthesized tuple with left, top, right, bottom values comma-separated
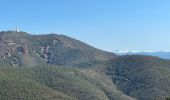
(0, 31, 170, 100)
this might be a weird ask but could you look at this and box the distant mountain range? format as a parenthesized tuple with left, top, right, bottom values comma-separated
(114, 50, 170, 59)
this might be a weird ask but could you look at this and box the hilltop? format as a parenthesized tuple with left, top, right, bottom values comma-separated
(0, 31, 114, 67)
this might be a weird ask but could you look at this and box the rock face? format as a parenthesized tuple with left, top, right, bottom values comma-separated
(0, 44, 12, 59)
(16, 46, 29, 55)
(40, 46, 50, 61)
(23, 46, 29, 55)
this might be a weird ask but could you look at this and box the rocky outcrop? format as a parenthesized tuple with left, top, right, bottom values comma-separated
(17, 46, 29, 55)
(40, 46, 51, 62)
(23, 46, 29, 55)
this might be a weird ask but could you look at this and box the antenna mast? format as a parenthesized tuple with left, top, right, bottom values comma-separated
(16, 25, 19, 33)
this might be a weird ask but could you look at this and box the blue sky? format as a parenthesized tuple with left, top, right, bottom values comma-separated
(0, 0, 170, 51)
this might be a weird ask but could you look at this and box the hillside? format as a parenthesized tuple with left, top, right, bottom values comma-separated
(106, 55, 170, 100)
(0, 31, 134, 100)
(0, 31, 114, 67)
(0, 64, 135, 100)
(0, 31, 170, 100)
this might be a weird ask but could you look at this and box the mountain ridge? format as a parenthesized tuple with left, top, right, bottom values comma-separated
(0, 31, 115, 67)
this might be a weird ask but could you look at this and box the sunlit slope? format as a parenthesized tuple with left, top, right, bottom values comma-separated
(0, 65, 135, 100)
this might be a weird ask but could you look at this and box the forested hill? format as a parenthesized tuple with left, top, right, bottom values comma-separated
(0, 31, 170, 100)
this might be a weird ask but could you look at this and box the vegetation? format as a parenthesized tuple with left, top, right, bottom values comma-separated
(0, 31, 114, 67)
(106, 55, 170, 100)
(0, 64, 135, 100)
(0, 31, 170, 100)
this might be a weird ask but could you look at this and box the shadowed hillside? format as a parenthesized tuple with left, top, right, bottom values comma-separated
(106, 55, 170, 100)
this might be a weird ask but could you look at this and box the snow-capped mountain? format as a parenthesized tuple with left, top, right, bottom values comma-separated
(113, 50, 170, 59)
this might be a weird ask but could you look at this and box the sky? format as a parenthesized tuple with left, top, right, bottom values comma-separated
(0, 0, 170, 51)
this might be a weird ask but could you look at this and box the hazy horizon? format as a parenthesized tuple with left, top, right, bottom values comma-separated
(1, 0, 170, 51)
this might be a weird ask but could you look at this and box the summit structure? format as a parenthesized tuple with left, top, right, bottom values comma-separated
(16, 25, 19, 33)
